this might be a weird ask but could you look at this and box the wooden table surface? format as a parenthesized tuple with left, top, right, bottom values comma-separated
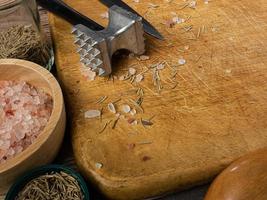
(3, 0, 267, 199)
(49, 0, 267, 199)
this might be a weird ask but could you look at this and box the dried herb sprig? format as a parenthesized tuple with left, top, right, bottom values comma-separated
(15, 171, 84, 200)
(0, 25, 51, 68)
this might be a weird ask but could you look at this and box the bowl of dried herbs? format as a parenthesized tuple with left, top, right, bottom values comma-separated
(5, 165, 89, 200)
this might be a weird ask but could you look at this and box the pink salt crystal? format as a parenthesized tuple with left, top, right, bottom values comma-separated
(33, 96, 41, 105)
(7, 148, 15, 156)
(3, 132, 11, 140)
(1, 140, 10, 150)
(0, 81, 53, 163)
(15, 130, 25, 140)
(14, 146, 23, 154)
(0, 140, 3, 147)
(0, 150, 5, 159)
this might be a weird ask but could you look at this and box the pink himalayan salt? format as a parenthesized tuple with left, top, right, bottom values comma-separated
(0, 81, 53, 164)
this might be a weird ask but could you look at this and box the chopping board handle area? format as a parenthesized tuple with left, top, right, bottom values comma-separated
(36, 0, 103, 30)
(204, 148, 267, 200)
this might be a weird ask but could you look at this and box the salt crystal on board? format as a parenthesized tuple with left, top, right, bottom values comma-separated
(108, 103, 116, 114)
(122, 105, 131, 113)
(139, 55, 150, 61)
(189, 0, 197, 8)
(135, 74, 144, 83)
(172, 16, 185, 24)
(129, 68, 137, 75)
(95, 162, 103, 169)
(119, 75, 125, 81)
(178, 58, 186, 65)
(184, 45, 190, 50)
(156, 63, 165, 70)
(130, 109, 137, 116)
(84, 110, 101, 119)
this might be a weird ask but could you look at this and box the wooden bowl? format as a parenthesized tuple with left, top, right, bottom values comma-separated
(0, 59, 66, 195)
(204, 148, 267, 200)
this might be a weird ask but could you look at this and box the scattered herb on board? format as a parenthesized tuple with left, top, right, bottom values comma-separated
(99, 120, 112, 134)
(0, 25, 51, 67)
(137, 141, 153, 145)
(141, 119, 154, 126)
(112, 114, 121, 129)
(141, 115, 155, 127)
(152, 68, 163, 93)
(96, 96, 108, 104)
(82, 0, 213, 132)
(127, 118, 136, 124)
(15, 171, 84, 200)
(129, 98, 144, 113)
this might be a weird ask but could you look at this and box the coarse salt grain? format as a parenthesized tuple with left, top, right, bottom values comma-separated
(178, 58, 186, 65)
(80, 64, 96, 81)
(184, 45, 190, 50)
(0, 81, 53, 164)
(130, 109, 137, 116)
(189, 0, 197, 8)
(95, 162, 103, 169)
(130, 120, 138, 125)
(84, 110, 101, 119)
(156, 63, 165, 70)
(122, 104, 131, 113)
(139, 55, 150, 61)
(172, 16, 185, 24)
(128, 68, 137, 75)
(119, 75, 125, 81)
(135, 74, 144, 83)
(107, 103, 116, 114)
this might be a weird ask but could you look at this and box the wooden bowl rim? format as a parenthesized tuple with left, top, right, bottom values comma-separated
(0, 59, 64, 172)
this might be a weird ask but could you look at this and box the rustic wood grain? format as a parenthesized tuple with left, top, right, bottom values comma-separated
(204, 148, 267, 200)
(49, 0, 267, 199)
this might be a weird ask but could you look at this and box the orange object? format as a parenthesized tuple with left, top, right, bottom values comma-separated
(205, 148, 267, 200)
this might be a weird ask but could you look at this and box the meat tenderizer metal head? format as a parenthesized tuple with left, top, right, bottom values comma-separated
(71, 5, 145, 77)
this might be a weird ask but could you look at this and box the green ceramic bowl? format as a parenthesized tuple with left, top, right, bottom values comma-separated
(5, 165, 90, 200)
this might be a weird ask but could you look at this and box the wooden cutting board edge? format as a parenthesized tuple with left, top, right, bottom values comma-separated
(75, 155, 229, 200)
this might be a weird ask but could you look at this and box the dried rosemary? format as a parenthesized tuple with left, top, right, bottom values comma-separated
(0, 25, 52, 68)
(15, 171, 84, 200)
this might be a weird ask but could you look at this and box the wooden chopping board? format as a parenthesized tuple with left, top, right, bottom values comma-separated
(49, 0, 267, 199)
